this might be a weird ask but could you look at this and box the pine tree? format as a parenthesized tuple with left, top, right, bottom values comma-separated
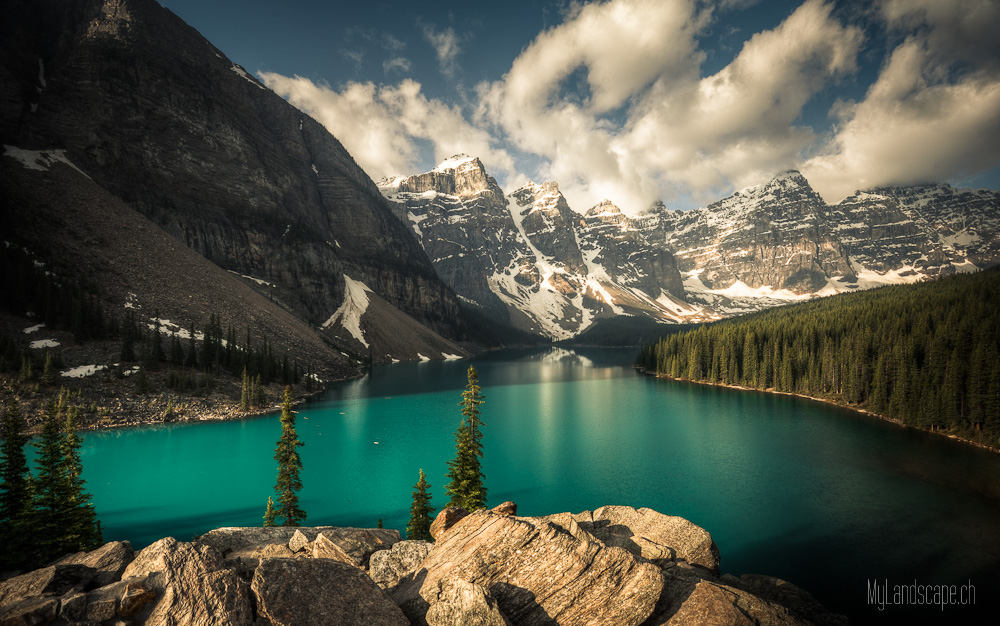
(406, 469, 435, 541)
(240, 367, 250, 411)
(254, 374, 267, 407)
(0, 397, 34, 570)
(41, 352, 55, 386)
(19, 356, 33, 381)
(444, 366, 487, 510)
(32, 399, 74, 563)
(273, 386, 306, 526)
(61, 397, 102, 551)
(262, 496, 277, 527)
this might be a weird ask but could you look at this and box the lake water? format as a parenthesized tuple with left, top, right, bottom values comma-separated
(72, 347, 998, 624)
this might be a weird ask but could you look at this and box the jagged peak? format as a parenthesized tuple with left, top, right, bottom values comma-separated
(433, 154, 480, 173)
(585, 200, 623, 218)
(513, 180, 561, 196)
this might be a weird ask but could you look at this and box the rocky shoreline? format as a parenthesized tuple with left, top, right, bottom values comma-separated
(638, 367, 1000, 454)
(0, 503, 847, 626)
(5, 382, 334, 436)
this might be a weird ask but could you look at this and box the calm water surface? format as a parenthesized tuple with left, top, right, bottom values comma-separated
(71, 347, 999, 624)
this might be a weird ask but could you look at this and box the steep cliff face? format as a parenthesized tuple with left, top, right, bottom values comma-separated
(0, 0, 463, 355)
(830, 184, 1000, 275)
(509, 182, 587, 275)
(382, 159, 706, 340)
(381, 156, 524, 324)
(577, 200, 685, 301)
(652, 172, 853, 294)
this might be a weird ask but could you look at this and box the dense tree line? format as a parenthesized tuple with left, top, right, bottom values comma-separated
(637, 268, 1000, 448)
(1, 392, 102, 571)
(0, 244, 115, 344)
(0, 244, 313, 394)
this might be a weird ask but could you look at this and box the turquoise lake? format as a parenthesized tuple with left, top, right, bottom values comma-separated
(70, 347, 999, 623)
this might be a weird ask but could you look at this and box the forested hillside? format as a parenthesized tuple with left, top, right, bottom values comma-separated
(637, 268, 1000, 448)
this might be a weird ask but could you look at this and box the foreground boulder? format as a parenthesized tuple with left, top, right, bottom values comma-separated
(369, 540, 433, 592)
(121, 537, 255, 626)
(424, 577, 511, 626)
(196, 526, 400, 570)
(429, 507, 469, 540)
(0, 509, 846, 626)
(252, 558, 408, 626)
(393, 509, 664, 626)
(53, 541, 135, 588)
(591, 506, 720, 574)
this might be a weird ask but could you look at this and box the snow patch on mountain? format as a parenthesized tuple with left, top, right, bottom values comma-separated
(230, 65, 266, 89)
(322, 275, 373, 348)
(434, 154, 476, 172)
(4, 146, 90, 178)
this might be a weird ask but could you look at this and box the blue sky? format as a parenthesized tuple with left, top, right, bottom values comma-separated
(161, 0, 1000, 213)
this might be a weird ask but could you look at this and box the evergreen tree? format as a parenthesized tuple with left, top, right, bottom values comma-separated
(0, 398, 34, 570)
(273, 386, 306, 526)
(19, 356, 32, 381)
(240, 367, 250, 411)
(169, 335, 185, 366)
(61, 396, 102, 551)
(185, 322, 199, 368)
(262, 496, 277, 527)
(254, 374, 267, 407)
(41, 352, 56, 386)
(406, 468, 435, 541)
(32, 399, 74, 563)
(444, 366, 487, 510)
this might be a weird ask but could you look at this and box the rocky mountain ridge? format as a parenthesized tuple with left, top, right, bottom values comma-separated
(0, 0, 470, 363)
(0, 504, 847, 626)
(381, 157, 1000, 339)
(380, 157, 705, 340)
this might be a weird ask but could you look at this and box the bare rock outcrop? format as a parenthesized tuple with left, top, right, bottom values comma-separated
(393, 509, 664, 626)
(369, 540, 433, 592)
(491, 501, 518, 516)
(645, 577, 804, 626)
(251, 557, 408, 626)
(196, 525, 400, 570)
(0, 513, 845, 626)
(121, 537, 254, 626)
(312, 532, 356, 565)
(429, 507, 469, 541)
(53, 540, 135, 588)
(590, 505, 721, 574)
(424, 577, 512, 626)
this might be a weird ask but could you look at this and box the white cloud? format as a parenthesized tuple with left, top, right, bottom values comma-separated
(421, 24, 462, 78)
(478, 0, 862, 212)
(260, 0, 1000, 213)
(801, 0, 1000, 201)
(383, 57, 411, 75)
(258, 73, 517, 183)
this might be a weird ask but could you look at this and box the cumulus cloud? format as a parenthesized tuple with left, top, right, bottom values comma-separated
(259, 0, 1000, 213)
(258, 73, 517, 182)
(801, 0, 1000, 201)
(421, 24, 462, 78)
(478, 0, 862, 212)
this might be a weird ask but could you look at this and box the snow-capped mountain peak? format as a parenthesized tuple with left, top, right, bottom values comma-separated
(381, 160, 999, 339)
